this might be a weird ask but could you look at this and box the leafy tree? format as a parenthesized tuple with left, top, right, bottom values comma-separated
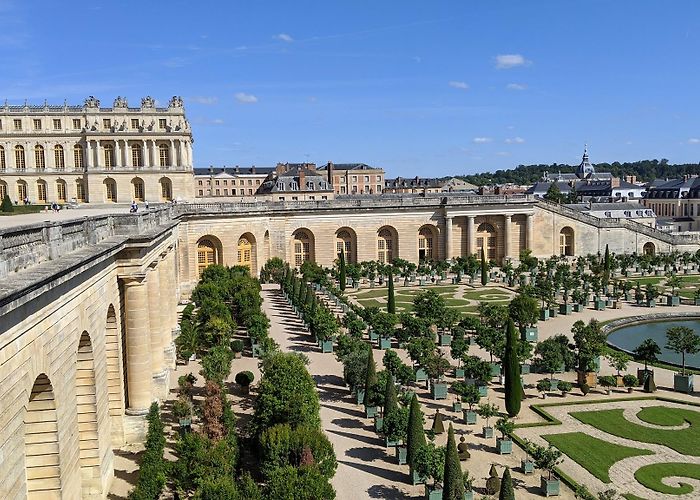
(338, 248, 346, 292)
(387, 267, 396, 314)
(265, 465, 335, 500)
(527, 441, 563, 480)
(503, 319, 522, 417)
(475, 324, 505, 364)
(200, 345, 234, 384)
(407, 394, 426, 468)
(665, 326, 700, 376)
(666, 273, 682, 296)
(498, 467, 515, 500)
(481, 247, 488, 286)
(633, 338, 661, 371)
(442, 424, 464, 500)
(259, 424, 337, 479)
(413, 289, 447, 325)
(477, 402, 499, 429)
(534, 337, 565, 380)
(572, 319, 606, 372)
(371, 312, 396, 339)
(508, 293, 539, 332)
(383, 405, 409, 443)
(452, 382, 481, 410)
(1, 194, 13, 212)
(605, 350, 631, 377)
(544, 182, 564, 203)
(407, 337, 437, 367)
(414, 442, 445, 488)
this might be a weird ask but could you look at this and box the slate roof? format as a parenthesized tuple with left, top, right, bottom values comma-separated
(257, 165, 332, 193)
(317, 163, 380, 171)
(193, 166, 274, 176)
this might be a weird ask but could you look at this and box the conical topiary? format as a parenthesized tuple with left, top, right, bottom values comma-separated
(1, 195, 13, 213)
(498, 467, 515, 500)
(431, 410, 445, 435)
(442, 424, 464, 500)
(387, 267, 396, 314)
(339, 248, 347, 292)
(504, 318, 522, 417)
(364, 348, 377, 408)
(481, 248, 488, 286)
(486, 464, 501, 495)
(383, 372, 397, 417)
(407, 393, 426, 468)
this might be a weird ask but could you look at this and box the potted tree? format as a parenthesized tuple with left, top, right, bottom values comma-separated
(408, 337, 434, 384)
(527, 441, 563, 497)
(665, 273, 682, 306)
(623, 374, 638, 393)
(230, 339, 244, 359)
(462, 471, 475, 500)
(477, 402, 499, 439)
(495, 417, 514, 455)
(571, 289, 586, 313)
(454, 382, 480, 424)
(508, 293, 540, 341)
(694, 288, 700, 306)
(599, 375, 616, 395)
(450, 329, 469, 378)
(645, 284, 658, 307)
(537, 378, 552, 398)
(384, 406, 409, 449)
(172, 396, 193, 431)
(606, 350, 631, 386)
(557, 380, 572, 397)
(572, 320, 605, 388)
(633, 338, 660, 386)
(235, 370, 255, 395)
(413, 442, 445, 500)
(462, 355, 491, 397)
(534, 337, 566, 391)
(666, 326, 700, 393)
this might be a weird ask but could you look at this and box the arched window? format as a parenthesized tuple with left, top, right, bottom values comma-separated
(17, 180, 27, 201)
(197, 238, 219, 276)
(76, 332, 101, 484)
(25, 374, 61, 497)
(336, 230, 353, 259)
(378, 227, 395, 264)
(34, 145, 45, 171)
(643, 242, 656, 256)
(131, 143, 143, 168)
(15, 145, 25, 170)
(237, 236, 253, 268)
(159, 143, 169, 167)
(56, 179, 66, 202)
(476, 223, 497, 260)
(104, 179, 117, 202)
(160, 177, 172, 201)
(103, 143, 114, 169)
(54, 145, 65, 171)
(0, 145, 6, 171)
(0, 181, 7, 200)
(132, 177, 145, 201)
(418, 226, 435, 261)
(76, 179, 86, 202)
(73, 144, 84, 169)
(36, 180, 47, 203)
(559, 227, 574, 256)
(293, 230, 312, 267)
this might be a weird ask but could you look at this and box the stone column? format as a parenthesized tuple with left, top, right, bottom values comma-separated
(186, 141, 192, 167)
(169, 139, 176, 168)
(115, 140, 121, 168)
(526, 213, 535, 251)
(85, 140, 92, 168)
(122, 275, 153, 414)
(504, 214, 512, 259)
(147, 265, 167, 398)
(94, 140, 101, 169)
(142, 140, 149, 168)
(444, 215, 453, 260)
(467, 215, 475, 256)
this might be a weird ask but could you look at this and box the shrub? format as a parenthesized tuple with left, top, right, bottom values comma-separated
(413, 442, 445, 487)
(231, 339, 244, 354)
(128, 403, 165, 500)
(0, 194, 13, 212)
(265, 465, 336, 500)
(623, 374, 638, 388)
(235, 370, 255, 387)
(558, 381, 572, 394)
(580, 382, 590, 395)
(536, 378, 552, 393)
(599, 375, 617, 390)
(200, 345, 234, 384)
(259, 424, 337, 480)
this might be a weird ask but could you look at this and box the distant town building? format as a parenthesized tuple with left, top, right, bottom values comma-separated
(193, 165, 272, 198)
(643, 175, 700, 232)
(257, 162, 334, 201)
(565, 202, 656, 227)
(384, 176, 477, 195)
(317, 162, 384, 195)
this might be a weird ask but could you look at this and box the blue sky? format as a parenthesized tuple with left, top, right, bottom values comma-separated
(2, 1, 700, 176)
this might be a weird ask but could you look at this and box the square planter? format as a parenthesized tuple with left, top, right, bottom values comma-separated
(522, 459, 535, 474)
(439, 334, 453, 347)
(468, 336, 477, 346)
(251, 343, 262, 358)
(647, 299, 656, 308)
(542, 477, 561, 497)
(415, 367, 428, 383)
(411, 468, 426, 486)
(573, 303, 584, 312)
(365, 405, 378, 418)
(695, 298, 700, 306)
(464, 491, 474, 500)
(625, 292, 634, 301)
(454, 367, 465, 378)
(477, 384, 488, 397)
(396, 445, 407, 465)
(425, 485, 443, 500)
(577, 371, 597, 388)
(522, 327, 538, 342)
(374, 415, 384, 432)
(594, 299, 606, 311)
(521, 363, 531, 375)
(369, 329, 379, 342)
(355, 388, 365, 405)
(539, 308, 550, 321)
(667, 295, 681, 306)
(490, 363, 501, 377)
(482, 426, 494, 439)
(320, 340, 334, 353)
(463, 409, 477, 425)
(674, 373, 694, 393)
(385, 436, 401, 447)
(637, 369, 653, 385)
(559, 303, 572, 315)
(379, 337, 392, 350)
(430, 381, 448, 400)
(452, 401, 462, 412)
(497, 437, 513, 455)
(549, 307, 558, 318)
(549, 379, 559, 391)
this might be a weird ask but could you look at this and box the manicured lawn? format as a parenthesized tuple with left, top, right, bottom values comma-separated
(543, 432, 652, 483)
(463, 290, 512, 300)
(353, 288, 391, 299)
(634, 462, 700, 495)
(636, 406, 693, 427)
(571, 407, 700, 456)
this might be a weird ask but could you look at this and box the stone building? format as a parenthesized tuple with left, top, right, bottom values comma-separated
(383, 176, 477, 194)
(643, 175, 700, 232)
(256, 162, 334, 201)
(193, 165, 272, 198)
(316, 162, 385, 195)
(0, 96, 194, 205)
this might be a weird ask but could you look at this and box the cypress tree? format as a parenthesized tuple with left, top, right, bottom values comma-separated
(603, 244, 611, 287)
(504, 318, 522, 417)
(299, 281, 309, 310)
(443, 423, 464, 500)
(383, 372, 397, 417)
(498, 467, 515, 500)
(407, 393, 426, 468)
(481, 247, 488, 286)
(339, 248, 347, 292)
(305, 284, 314, 311)
(292, 276, 301, 306)
(387, 267, 396, 314)
(364, 348, 377, 408)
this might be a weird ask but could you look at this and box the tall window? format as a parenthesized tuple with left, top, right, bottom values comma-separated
(293, 231, 311, 267)
(377, 228, 394, 264)
(0, 181, 7, 200)
(131, 144, 143, 167)
(237, 236, 253, 268)
(37, 181, 47, 202)
(160, 178, 172, 201)
(0, 146, 5, 171)
(76, 180, 85, 202)
(476, 223, 497, 260)
(132, 178, 145, 201)
(34, 145, 45, 170)
(56, 180, 66, 202)
(17, 181, 27, 201)
(103, 144, 114, 169)
(54, 145, 65, 171)
(197, 239, 218, 276)
(418, 227, 434, 261)
(15, 145, 25, 170)
(336, 230, 353, 261)
(73, 144, 84, 169)
(559, 227, 574, 256)
(159, 144, 169, 167)
(105, 179, 117, 202)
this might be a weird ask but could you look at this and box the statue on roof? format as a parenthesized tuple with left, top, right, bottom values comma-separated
(141, 96, 155, 108)
(168, 96, 184, 108)
(84, 96, 100, 108)
(113, 96, 128, 108)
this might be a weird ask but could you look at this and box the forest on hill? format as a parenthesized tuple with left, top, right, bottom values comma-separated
(457, 159, 700, 186)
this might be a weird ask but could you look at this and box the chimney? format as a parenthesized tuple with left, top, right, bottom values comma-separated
(299, 167, 306, 190)
(611, 176, 620, 188)
(235, 165, 240, 174)
(327, 161, 333, 184)
(275, 162, 286, 175)
(251, 165, 256, 174)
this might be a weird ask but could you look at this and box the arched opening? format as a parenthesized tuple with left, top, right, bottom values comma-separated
(0, 180, 7, 200)
(292, 229, 314, 267)
(76, 331, 101, 491)
(643, 242, 656, 256)
(197, 236, 222, 276)
(559, 227, 575, 256)
(237, 233, 256, 271)
(476, 222, 497, 261)
(36, 180, 47, 203)
(377, 226, 398, 264)
(159, 177, 172, 201)
(418, 225, 437, 262)
(131, 177, 145, 202)
(104, 178, 117, 203)
(55, 179, 67, 203)
(336, 228, 357, 264)
(25, 374, 61, 498)
(105, 304, 125, 440)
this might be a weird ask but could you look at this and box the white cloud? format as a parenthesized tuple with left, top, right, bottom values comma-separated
(235, 92, 258, 104)
(689, 138, 700, 144)
(473, 137, 492, 144)
(190, 96, 218, 105)
(506, 83, 527, 90)
(495, 54, 530, 69)
(448, 81, 469, 90)
(274, 33, 294, 42)
(505, 137, 525, 144)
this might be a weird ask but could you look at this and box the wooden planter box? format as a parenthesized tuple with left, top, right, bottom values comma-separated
(573, 303, 585, 312)
(411, 467, 426, 485)
(396, 445, 407, 465)
(539, 308, 550, 320)
(369, 330, 379, 342)
(251, 343, 262, 358)
(667, 295, 681, 306)
(478, 384, 488, 397)
(425, 485, 443, 500)
(374, 415, 383, 432)
(454, 367, 465, 378)
(320, 340, 334, 353)
(548, 307, 558, 318)
(355, 388, 365, 405)
(430, 381, 448, 400)
(695, 298, 700, 306)
(542, 477, 560, 497)
(415, 367, 428, 382)
(379, 337, 392, 350)
(464, 491, 474, 500)
(452, 401, 462, 412)
(594, 299, 606, 311)
(559, 303, 572, 315)
(365, 405, 378, 418)
(385, 436, 401, 447)
(439, 334, 453, 347)
(637, 369, 653, 386)
(521, 363, 531, 375)
(647, 299, 656, 308)
(490, 363, 501, 377)
(577, 371, 597, 388)
(497, 437, 512, 455)
(463, 410, 477, 424)
(674, 374, 694, 393)
(522, 459, 535, 474)
(522, 327, 538, 342)
(483, 426, 494, 439)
